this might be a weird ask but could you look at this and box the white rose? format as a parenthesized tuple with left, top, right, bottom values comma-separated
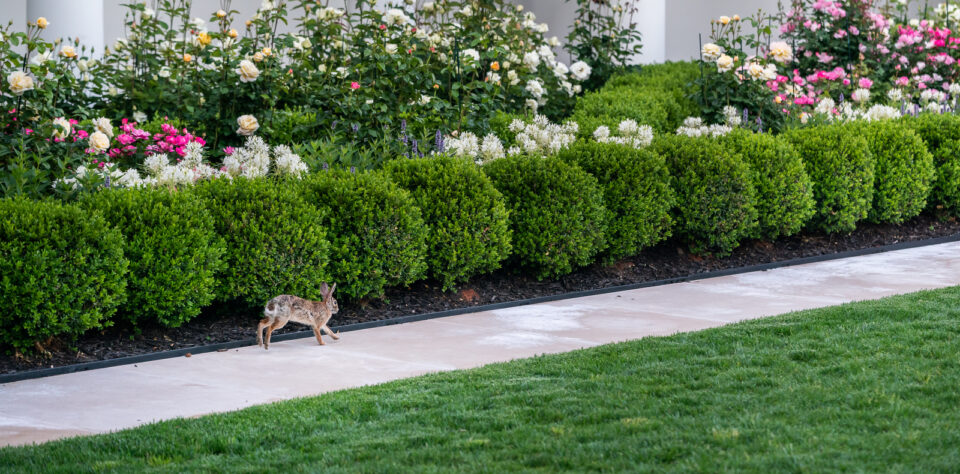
(237, 59, 260, 82)
(236, 115, 260, 136)
(89, 131, 110, 153)
(702, 43, 722, 62)
(769, 41, 793, 64)
(7, 71, 35, 96)
(461, 48, 480, 66)
(93, 117, 114, 138)
(570, 61, 591, 81)
(385, 43, 398, 54)
(52, 117, 72, 139)
(716, 54, 734, 72)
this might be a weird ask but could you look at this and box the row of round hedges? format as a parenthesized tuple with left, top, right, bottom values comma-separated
(0, 119, 950, 351)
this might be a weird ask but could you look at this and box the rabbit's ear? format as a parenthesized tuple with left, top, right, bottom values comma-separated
(330, 283, 337, 294)
(320, 282, 329, 294)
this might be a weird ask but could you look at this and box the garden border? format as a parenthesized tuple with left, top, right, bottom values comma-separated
(3, 232, 960, 385)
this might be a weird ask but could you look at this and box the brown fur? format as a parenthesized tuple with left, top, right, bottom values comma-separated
(256, 282, 339, 350)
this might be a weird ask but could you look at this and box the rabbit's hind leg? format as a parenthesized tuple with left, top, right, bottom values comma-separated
(257, 317, 271, 348)
(265, 318, 288, 350)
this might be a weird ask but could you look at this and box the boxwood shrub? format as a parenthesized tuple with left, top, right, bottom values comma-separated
(385, 155, 512, 290)
(80, 188, 224, 328)
(484, 154, 607, 279)
(571, 89, 671, 138)
(930, 139, 960, 214)
(557, 141, 674, 261)
(782, 124, 876, 233)
(300, 169, 428, 300)
(0, 198, 128, 352)
(650, 135, 758, 256)
(900, 114, 960, 214)
(193, 177, 329, 306)
(850, 121, 934, 223)
(720, 130, 815, 239)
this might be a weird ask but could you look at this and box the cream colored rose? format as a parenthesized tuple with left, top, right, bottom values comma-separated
(236, 115, 259, 136)
(237, 60, 260, 83)
(701, 43, 722, 62)
(36, 17, 49, 29)
(716, 54, 735, 72)
(89, 131, 110, 153)
(59, 45, 77, 59)
(93, 117, 114, 138)
(52, 117, 72, 139)
(7, 71, 35, 96)
(769, 41, 793, 64)
(719, 15, 731, 25)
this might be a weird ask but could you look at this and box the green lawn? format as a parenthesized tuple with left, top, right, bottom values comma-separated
(4, 287, 960, 472)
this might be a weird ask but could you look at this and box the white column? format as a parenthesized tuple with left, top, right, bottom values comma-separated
(28, 0, 105, 56)
(635, 0, 666, 63)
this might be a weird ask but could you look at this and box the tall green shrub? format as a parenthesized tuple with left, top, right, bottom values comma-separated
(385, 155, 512, 290)
(650, 136, 758, 256)
(900, 114, 960, 215)
(782, 124, 875, 233)
(721, 130, 815, 239)
(193, 177, 329, 306)
(929, 139, 960, 215)
(557, 141, 674, 261)
(300, 170, 428, 300)
(0, 198, 128, 352)
(850, 121, 934, 223)
(80, 188, 224, 328)
(484, 155, 607, 279)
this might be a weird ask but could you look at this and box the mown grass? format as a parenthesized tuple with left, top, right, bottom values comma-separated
(4, 287, 960, 472)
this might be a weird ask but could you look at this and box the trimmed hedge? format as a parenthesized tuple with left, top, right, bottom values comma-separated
(385, 155, 512, 291)
(0, 198, 128, 351)
(930, 139, 960, 215)
(300, 170, 428, 300)
(484, 154, 607, 279)
(850, 121, 934, 223)
(80, 188, 224, 328)
(193, 177, 330, 306)
(557, 141, 674, 261)
(900, 114, 960, 215)
(650, 136, 758, 256)
(782, 124, 876, 233)
(721, 130, 815, 239)
(571, 62, 699, 137)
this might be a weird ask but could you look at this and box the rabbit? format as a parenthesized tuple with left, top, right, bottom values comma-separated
(257, 282, 340, 350)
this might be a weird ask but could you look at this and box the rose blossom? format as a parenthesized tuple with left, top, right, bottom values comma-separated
(236, 115, 259, 136)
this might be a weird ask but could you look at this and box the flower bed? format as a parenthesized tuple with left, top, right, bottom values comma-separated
(5, 0, 960, 358)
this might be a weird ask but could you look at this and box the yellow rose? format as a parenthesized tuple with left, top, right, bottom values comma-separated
(183, 53, 193, 62)
(261, 47, 272, 57)
(196, 32, 212, 46)
(228, 28, 239, 38)
(719, 16, 731, 25)
(59, 45, 77, 59)
(733, 15, 741, 21)
(36, 17, 49, 29)
(253, 52, 264, 62)
(89, 131, 111, 153)
(7, 71, 35, 96)
(236, 115, 259, 136)
(236, 59, 260, 82)
(216, 9, 227, 18)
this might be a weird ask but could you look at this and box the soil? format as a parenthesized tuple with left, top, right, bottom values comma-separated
(4, 213, 959, 376)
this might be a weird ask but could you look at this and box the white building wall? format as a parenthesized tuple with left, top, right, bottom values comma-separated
(12, 1, 950, 65)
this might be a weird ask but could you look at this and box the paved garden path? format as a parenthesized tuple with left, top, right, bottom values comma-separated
(3, 241, 960, 447)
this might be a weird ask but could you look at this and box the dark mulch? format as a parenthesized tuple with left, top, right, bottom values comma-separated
(4, 213, 959, 376)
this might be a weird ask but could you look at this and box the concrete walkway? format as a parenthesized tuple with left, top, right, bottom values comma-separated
(3, 241, 960, 447)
